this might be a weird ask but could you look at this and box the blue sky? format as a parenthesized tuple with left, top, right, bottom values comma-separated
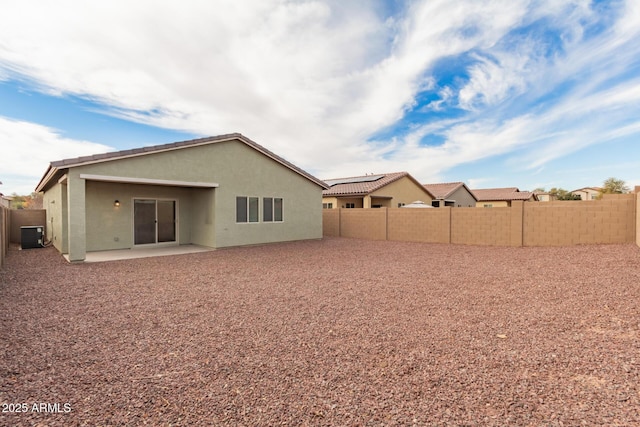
(1, 0, 640, 196)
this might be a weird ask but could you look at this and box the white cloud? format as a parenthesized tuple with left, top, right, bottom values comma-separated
(0, 0, 639, 190)
(457, 51, 532, 111)
(0, 117, 112, 194)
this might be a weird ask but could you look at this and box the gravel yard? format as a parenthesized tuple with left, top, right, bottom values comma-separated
(1, 237, 639, 426)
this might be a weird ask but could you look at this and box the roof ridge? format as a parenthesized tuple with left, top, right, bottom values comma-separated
(423, 181, 464, 186)
(323, 171, 407, 181)
(50, 133, 242, 167)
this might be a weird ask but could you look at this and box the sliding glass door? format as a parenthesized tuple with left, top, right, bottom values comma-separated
(134, 199, 176, 245)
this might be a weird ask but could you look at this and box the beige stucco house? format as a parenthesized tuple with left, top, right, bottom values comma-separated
(534, 191, 555, 202)
(571, 187, 602, 201)
(35, 133, 328, 262)
(322, 172, 433, 209)
(0, 194, 12, 208)
(422, 182, 477, 207)
(472, 187, 538, 207)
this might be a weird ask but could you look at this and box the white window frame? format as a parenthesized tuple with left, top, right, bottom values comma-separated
(236, 196, 259, 223)
(263, 197, 284, 222)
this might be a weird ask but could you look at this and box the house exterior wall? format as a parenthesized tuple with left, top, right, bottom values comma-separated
(322, 197, 339, 209)
(476, 200, 510, 208)
(191, 187, 216, 248)
(67, 171, 86, 261)
(46, 138, 323, 260)
(206, 142, 322, 248)
(83, 181, 205, 252)
(369, 176, 432, 207)
(367, 196, 392, 208)
(573, 189, 600, 200)
(43, 184, 60, 251)
(449, 187, 477, 207)
(43, 181, 68, 253)
(324, 197, 364, 209)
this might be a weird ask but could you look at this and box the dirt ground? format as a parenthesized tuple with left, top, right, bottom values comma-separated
(1, 237, 639, 426)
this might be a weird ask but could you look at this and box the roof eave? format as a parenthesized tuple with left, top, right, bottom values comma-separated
(35, 164, 58, 193)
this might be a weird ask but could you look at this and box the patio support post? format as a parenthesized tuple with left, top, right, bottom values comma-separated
(67, 173, 87, 262)
(363, 195, 371, 209)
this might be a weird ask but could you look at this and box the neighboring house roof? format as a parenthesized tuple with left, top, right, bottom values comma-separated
(36, 133, 328, 192)
(572, 187, 602, 193)
(423, 181, 477, 201)
(0, 194, 10, 208)
(534, 191, 553, 200)
(472, 187, 537, 201)
(322, 172, 433, 197)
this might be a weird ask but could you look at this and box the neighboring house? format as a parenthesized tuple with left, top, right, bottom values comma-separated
(35, 133, 328, 262)
(472, 187, 538, 207)
(534, 191, 555, 202)
(322, 172, 433, 209)
(0, 194, 12, 208)
(571, 187, 602, 201)
(422, 182, 477, 207)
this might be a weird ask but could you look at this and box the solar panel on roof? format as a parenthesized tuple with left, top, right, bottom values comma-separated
(325, 174, 385, 187)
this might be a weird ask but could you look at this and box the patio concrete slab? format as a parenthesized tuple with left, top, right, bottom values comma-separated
(65, 245, 214, 263)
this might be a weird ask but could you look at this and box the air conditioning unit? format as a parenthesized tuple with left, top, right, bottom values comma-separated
(21, 226, 44, 249)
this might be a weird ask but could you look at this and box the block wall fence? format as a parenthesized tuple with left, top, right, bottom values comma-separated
(0, 209, 46, 269)
(0, 206, 9, 268)
(9, 209, 47, 244)
(323, 192, 640, 247)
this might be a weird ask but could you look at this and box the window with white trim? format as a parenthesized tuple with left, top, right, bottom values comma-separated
(236, 196, 259, 222)
(263, 197, 283, 222)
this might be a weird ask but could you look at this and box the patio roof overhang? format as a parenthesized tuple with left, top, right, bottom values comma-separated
(79, 174, 219, 188)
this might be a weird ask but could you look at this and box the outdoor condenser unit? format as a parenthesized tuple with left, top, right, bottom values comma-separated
(21, 226, 44, 249)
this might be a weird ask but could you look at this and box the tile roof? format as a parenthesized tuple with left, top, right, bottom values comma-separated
(571, 187, 602, 192)
(323, 172, 427, 196)
(472, 187, 536, 201)
(36, 133, 328, 192)
(423, 182, 466, 199)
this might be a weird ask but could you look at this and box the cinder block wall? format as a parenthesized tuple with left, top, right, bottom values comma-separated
(0, 207, 9, 268)
(324, 194, 637, 247)
(322, 209, 340, 237)
(451, 206, 515, 246)
(338, 208, 387, 240)
(524, 196, 635, 246)
(387, 208, 450, 243)
(10, 210, 46, 243)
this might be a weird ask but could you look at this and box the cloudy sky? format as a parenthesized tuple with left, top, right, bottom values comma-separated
(1, 0, 639, 196)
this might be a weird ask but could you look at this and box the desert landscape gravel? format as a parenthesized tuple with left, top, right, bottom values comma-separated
(1, 237, 639, 426)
